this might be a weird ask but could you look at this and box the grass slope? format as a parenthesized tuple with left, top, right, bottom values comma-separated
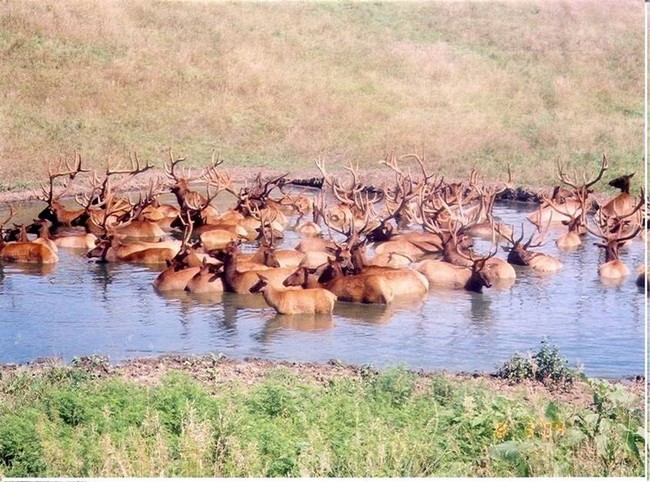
(0, 0, 643, 190)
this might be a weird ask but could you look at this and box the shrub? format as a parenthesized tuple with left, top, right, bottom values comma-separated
(495, 341, 579, 388)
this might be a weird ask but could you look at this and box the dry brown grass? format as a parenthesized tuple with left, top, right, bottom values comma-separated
(0, 0, 643, 190)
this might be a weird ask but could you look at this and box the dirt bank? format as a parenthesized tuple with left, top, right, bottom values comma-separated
(0, 165, 616, 207)
(0, 354, 644, 408)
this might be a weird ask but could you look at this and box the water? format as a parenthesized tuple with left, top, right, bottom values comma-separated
(0, 199, 644, 378)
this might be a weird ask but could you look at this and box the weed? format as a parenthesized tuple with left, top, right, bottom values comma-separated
(0, 364, 642, 477)
(495, 341, 580, 388)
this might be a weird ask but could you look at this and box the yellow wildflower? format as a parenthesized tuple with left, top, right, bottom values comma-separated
(553, 421, 566, 436)
(525, 421, 535, 438)
(494, 421, 508, 440)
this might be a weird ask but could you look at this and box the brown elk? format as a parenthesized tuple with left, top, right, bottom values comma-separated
(154, 259, 202, 292)
(37, 153, 89, 229)
(499, 224, 562, 272)
(250, 273, 337, 314)
(316, 189, 430, 298)
(153, 213, 206, 291)
(315, 157, 382, 232)
(165, 149, 221, 224)
(215, 241, 296, 294)
(462, 168, 513, 240)
(528, 155, 607, 228)
(0, 208, 59, 264)
(87, 237, 177, 264)
(539, 193, 587, 250)
(413, 237, 498, 292)
(185, 261, 225, 294)
(27, 219, 98, 250)
(586, 205, 643, 280)
(283, 262, 394, 305)
(600, 173, 636, 219)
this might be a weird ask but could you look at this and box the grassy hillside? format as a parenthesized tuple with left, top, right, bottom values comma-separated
(0, 0, 643, 190)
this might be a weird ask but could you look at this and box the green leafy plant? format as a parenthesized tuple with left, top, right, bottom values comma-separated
(495, 341, 579, 388)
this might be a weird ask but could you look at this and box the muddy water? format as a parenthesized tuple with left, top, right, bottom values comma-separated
(0, 199, 644, 378)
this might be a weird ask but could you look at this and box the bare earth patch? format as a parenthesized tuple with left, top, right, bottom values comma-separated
(0, 354, 643, 409)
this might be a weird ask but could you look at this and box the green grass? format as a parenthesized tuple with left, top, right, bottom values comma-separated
(0, 363, 643, 477)
(0, 0, 643, 190)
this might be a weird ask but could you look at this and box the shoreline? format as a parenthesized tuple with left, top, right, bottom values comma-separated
(0, 353, 644, 406)
(0, 165, 617, 206)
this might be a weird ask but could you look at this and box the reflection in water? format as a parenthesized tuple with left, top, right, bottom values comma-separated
(258, 313, 334, 344)
(334, 302, 394, 325)
(3, 262, 56, 277)
(469, 293, 493, 326)
(0, 201, 645, 378)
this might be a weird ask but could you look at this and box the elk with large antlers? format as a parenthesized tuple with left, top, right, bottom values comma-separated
(413, 230, 499, 292)
(587, 222, 641, 280)
(499, 224, 562, 272)
(586, 191, 644, 280)
(528, 155, 607, 228)
(37, 153, 89, 229)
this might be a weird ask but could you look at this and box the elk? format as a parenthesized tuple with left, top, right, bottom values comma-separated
(27, 219, 98, 250)
(87, 238, 177, 265)
(462, 167, 513, 240)
(185, 261, 225, 294)
(283, 262, 394, 305)
(499, 224, 562, 272)
(154, 259, 202, 292)
(587, 223, 641, 280)
(413, 236, 498, 292)
(315, 157, 382, 232)
(86, 203, 180, 264)
(153, 215, 204, 291)
(215, 241, 296, 294)
(250, 273, 337, 314)
(528, 154, 607, 228)
(599, 172, 636, 219)
(586, 195, 644, 279)
(165, 149, 222, 224)
(37, 153, 89, 229)
(539, 193, 587, 250)
(317, 189, 429, 298)
(0, 208, 59, 264)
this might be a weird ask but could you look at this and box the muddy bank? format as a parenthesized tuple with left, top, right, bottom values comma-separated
(0, 354, 644, 408)
(0, 165, 577, 206)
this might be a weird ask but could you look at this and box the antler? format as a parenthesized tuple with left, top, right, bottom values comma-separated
(164, 147, 190, 182)
(40, 152, 89, 204)
(557, 153, 609, 191)
(0, 205, 14, 232)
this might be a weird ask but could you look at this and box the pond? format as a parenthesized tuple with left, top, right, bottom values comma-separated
(0, 197, 644, 379)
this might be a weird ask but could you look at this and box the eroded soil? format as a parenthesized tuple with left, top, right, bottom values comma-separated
(0, 354, 644, 409)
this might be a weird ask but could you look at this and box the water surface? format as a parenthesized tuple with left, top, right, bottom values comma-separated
(0, 200, 644, 378)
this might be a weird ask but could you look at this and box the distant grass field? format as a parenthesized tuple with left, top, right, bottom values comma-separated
(0, 0, 643, 191)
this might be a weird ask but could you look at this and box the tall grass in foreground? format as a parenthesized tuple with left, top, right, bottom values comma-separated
(0, 365, 643, 477)
(0, 0, 643, 189)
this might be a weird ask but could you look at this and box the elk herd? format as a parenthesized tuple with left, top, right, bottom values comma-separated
(0, 150, 646, 315)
